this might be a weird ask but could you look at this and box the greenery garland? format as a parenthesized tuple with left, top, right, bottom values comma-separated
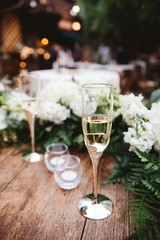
(0, 81, 160, 239)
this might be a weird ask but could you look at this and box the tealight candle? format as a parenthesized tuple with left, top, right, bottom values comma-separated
(44, 143, 69, 173)
(61, 170, 77, 181)
(50, 157, 58, 166)
(54, 154, 82, 190)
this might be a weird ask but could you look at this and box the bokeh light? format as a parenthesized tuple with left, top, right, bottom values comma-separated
(41, 38, 49, 46)
(19, 61, 27, 68)
(72, 22, 81, 31)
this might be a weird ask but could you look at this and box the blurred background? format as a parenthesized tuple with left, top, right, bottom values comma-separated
(0, 0, 160, 96)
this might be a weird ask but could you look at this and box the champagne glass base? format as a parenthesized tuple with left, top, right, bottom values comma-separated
(24, 152, 43, 163)
(78, 193, 113, 220)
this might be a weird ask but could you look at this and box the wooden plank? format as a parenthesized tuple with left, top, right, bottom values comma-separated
(0, 147, 16, 164)
(0, 149, 27, 191)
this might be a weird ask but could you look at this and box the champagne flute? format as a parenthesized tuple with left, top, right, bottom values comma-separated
(19, 73, 42, 163)
(78, 83, 113, 220)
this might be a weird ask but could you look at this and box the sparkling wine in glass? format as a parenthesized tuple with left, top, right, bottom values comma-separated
(78, 83, 113, 220)
(19, 73, 42, 163)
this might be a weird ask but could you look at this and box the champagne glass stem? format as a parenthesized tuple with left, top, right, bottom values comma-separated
(30, 115, 35, 153)
(24, 110, 35, 153)
(91, 155, 101, 204)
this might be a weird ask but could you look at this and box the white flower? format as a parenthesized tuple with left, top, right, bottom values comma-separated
(38, 101, 70, 124)
(0, 108, 8, 130)
(148, 101, 160, 152)
(117, 93, 157, 153)
(119, 93, 147, 125)
(5, 91, 26, 121)
(9, 112, 25, 122)
(70, 95, 82, 117)
(5, 91, 23, 110)
(124, 124, 154, 152)
(0, 82, 5, 92)
(36, 80, 80, 123)
(39, 80, 80, 106)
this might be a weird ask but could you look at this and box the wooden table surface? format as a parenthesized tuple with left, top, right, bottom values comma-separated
(0, 147, 131, 240)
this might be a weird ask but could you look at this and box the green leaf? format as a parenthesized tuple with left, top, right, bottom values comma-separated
(149, 89, 160, 103)
(155, 178, 160, 183)
(134, 148, 149, 162)
(145, 162, 153, 169)
(147, 89, 160, 108)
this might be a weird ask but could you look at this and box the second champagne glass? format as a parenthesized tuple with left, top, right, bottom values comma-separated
(19, 73, 42, 163)
(78, 83, 113, 220)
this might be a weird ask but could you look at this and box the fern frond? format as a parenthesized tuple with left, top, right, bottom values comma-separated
(125, 221, 160, 240)
(134, 148, 159, 163)
(124, 185, 160, 240)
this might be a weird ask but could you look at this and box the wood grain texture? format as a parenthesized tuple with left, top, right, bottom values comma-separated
(0, 148, 130, 240)
(0, 147, 16, 164)
(0, 148, 27, 191)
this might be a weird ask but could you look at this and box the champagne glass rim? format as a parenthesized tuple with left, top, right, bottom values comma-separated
(82, 83, 113, 88)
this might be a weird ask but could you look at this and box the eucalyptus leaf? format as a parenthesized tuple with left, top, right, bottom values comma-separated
(147, 89, 160, 108)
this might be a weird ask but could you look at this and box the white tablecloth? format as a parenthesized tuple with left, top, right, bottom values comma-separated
(105, 64, 135, 73)
(30, 67, 120, 92)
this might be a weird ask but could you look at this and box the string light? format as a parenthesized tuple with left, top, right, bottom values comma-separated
(70, 4, 80, 16)
(37, 48, 45, 54)
(72, 5, 80, 13)
(20, 53, 27, 60)
(43, 52, 50, 60)
(72, 22, 81, 31)
(29, 0, 37, 8)
(19, 61, 27, 69)
(41, 38, 49, 46)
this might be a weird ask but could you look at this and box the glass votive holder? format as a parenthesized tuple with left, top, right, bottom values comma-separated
(54, 155, 83, 190)
(44, 143, 69, 173)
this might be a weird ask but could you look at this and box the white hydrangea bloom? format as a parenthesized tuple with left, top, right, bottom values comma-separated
(36, 80, 80, 123)
(0, 108, 8, 130)
(38, 80, 80, 106)
(38, 101, 70, 124)
(70, 95, 82, 117)
(5, 91, 24, 111)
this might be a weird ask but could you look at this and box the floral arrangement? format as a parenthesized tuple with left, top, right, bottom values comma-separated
(0, 79, 160, 239)
(0, 79, 83, 149)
